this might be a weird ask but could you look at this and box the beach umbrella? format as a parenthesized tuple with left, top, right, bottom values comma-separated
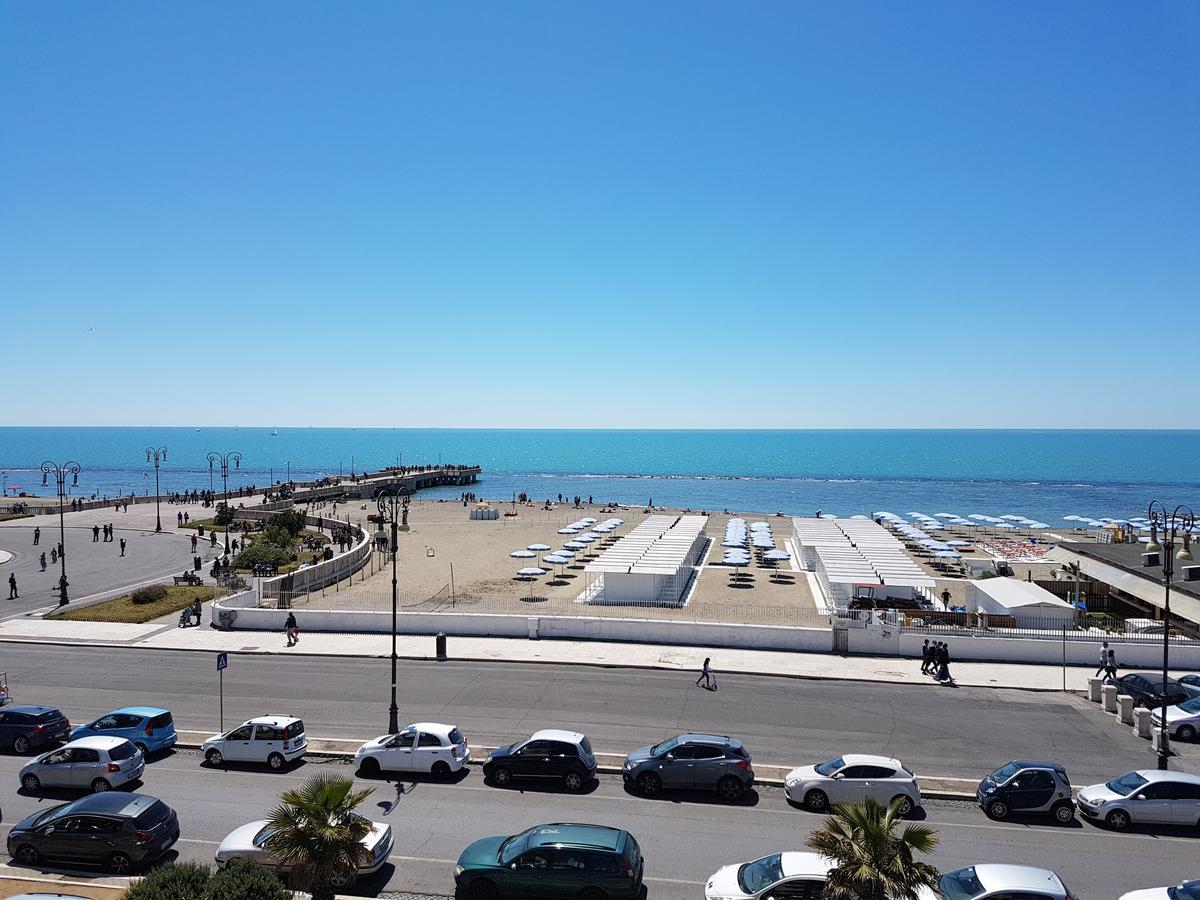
(557, 527, 580, 534)
(946, 539, 970, 546)
(1027, 521, 1050, 529)
(510, 550, 536, 559)
(934, 550, 961, 559)
(722, 540, 746, 548)
(580, 517, 597, 524)
(542, 554, 569, 576)
(575, 534, 596, 543)
(934, 512, 957, 518)
(1000, 515, 1025, 521)
(763, 549, 791, 561)
(564, 540, 587, 550)
(527, 543, 552, 552)
(516, 567, 545, 578)
(968, 514, 988, 521)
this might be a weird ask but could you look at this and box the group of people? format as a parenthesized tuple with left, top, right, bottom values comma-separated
(1096, 641, 1119, 681)
(92, 523, 127, 556)
(920, 639, 954, 683)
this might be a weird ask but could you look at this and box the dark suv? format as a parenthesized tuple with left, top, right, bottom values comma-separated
(623, 733, 754, 801)
(976, 760, 1075, 823)
(456, 823, 644, 900)
(483, 729, 597, 792)
(0, 705, 71, 755)
(1116, 672, 1190, 708)
(7, 792, 180, 874)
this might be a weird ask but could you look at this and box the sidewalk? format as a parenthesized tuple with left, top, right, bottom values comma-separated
(0, 612, 1171, 693)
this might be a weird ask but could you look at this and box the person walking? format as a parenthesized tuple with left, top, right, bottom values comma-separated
(920, 639, 932, 675)
(8, 573, 17, 599)
(92, 524, 100, 542)
(284, 611, 299, 647)
(39, 552, 47, 572)
(33, 526, 40, 546)
(696, 656, 713, 689)
(119, 538, 126, 557)
(191, 534, 198, 553)
(1095, 641, 1110, 677)
(1104, 648, 1118, 682)
(937, 642, 952, 683)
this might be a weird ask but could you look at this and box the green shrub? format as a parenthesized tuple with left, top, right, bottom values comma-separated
(214, 502, 235, 526)
(124, 861, 211, 899)
(131, 583, 170, 605)
(261, 524, 296, 549)
(235, 541, 292, 569)
(206, 859, 291, 900)
(267, 510, 307, 538)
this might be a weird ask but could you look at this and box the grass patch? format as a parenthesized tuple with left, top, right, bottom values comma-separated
(57, 585, 219, 624)
(180, 517, 227, 533)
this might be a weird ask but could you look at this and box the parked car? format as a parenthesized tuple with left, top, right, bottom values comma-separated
(19, 736, 144, 794)
(931, 864, 1075, 899)
(0, 705, 71, 755)
(354, 722, 469, 778)
(1077, 770, 1200, 830)
(1179, 674, 1200, 700)
(784, 754, 921, 816)
(624, 733, 754, 802)
(215, 815, 392, 886)
(201, 715, 307, 769)
(70, 707, 176, 756)
(705, 851, 831, 900)
(1151, 696, 1200, 741)
(1114, 673, 1190, 709)
(6, 792, 179, 874)
(1119, 879, 1200, 900)
(455, 823, 643, 900)
(483, 729, 596, 791)
(976, 760, 1074, 822)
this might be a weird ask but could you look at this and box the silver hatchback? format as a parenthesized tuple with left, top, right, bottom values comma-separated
(19, 736, 144, 794)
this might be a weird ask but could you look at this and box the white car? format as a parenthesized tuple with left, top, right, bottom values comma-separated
(705, 851, 831, 900)
(1077, 770, 1200, 830)
(202, 715, 307, 769)
(1120, 880, 1200, 900)
(1151, 696, 1200, 741)
(19, 736, 144, 794)
(932, 864, 1074, 899)
(784, 754, 922, 816)
(215, 816, 392, 886)
(354, 722, 469, 778)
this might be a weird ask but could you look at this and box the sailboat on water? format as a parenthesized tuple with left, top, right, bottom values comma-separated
(271, 427, 279, 436)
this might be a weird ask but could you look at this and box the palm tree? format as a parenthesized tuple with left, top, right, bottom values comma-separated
(806, 797, 941, 900)
(264, 772, 375, 900)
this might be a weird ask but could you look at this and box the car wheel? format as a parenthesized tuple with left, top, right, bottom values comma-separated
(135, 742, 150, 757)
(267, 753, 285, 770)
(360, 757, 381, 777)
(985, 799, 1009, 820)
(13, 735, 30, 754)
(1106, 809, 1131, 830)
(14, 844, 39, 866)
(109, 852, 133, 875)
(21, 773, 41, 792)
(891, 795, 915, 817)
(564, 771, 585, 791)
(491, 766, 511, 787)
(1179, 725, 1197, 741)
(1052, 801, 1075, 824)
(636, 772, 662, 797)
(805, 788, 829, 812)
(470, 877, 500, 900)
(579, 888, 607, 900)
(206, 748, 224, 766)
(717, 776, 744, 802)
(432, 761, 452, 779)
(91, 777, 112, 793)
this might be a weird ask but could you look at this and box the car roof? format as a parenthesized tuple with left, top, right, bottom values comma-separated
(528, 729, 586, 744)
(111, 706, 170, 717)
(779, 851, 833, 879)
(839, 753, 905, 769)
(1133, 769, 1200, 785)
(973, 864, 1065, 892)
(70, 792, 161, 816)
(65, 736, 132, 751)
(1008, 759, 1067, 772)
(525, 823, 624, 851)
(1126, 672, 1181, 684)
(404, 722, 457, 735)
(6, 705, 60, 715)
(242, 715, 302, 727)
(679, 733, 741, 748)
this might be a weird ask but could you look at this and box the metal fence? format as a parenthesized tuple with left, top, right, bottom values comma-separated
(893, 611, 1198, 644)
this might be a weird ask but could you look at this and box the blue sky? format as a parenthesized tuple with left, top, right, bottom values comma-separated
(2, 2, 1196, 428)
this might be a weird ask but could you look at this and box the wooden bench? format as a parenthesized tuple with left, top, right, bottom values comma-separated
(173, 575, 204, 586)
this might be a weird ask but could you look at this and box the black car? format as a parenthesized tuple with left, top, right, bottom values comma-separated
(483, 729, 597, 791)
(1116, 672, 1190, 708)
(7, 792, 179, 875)
(623, 733, 755, 801)
(0, 705, 71, 754)
(976, 760, 1075, 823)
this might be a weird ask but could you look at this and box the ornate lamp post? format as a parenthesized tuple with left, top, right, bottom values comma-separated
(41, 460, 81, 605)
(145, 447, 168, 532)
(207, 451, 242, 555)
(376, 486, 410, 735)
(1145, 502, 1195, 769)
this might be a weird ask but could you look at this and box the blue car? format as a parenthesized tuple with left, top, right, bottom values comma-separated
(71, 707, 177, 756)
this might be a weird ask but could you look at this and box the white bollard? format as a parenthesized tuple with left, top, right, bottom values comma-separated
(1102, 684, 1118, 713)
(1088, 678, 1103, 703)
(1134, 707, 1152, 739)
(1118, 695, 1135, 725)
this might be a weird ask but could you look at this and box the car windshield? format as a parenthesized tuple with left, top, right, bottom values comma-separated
(1170, 881, 1200, 900)
(990, 761, 1022, 782)
(815, 757, 845, 776)
(1105, 772, 1149, 796)
(499, 830, 532, 864)
(938, 866, 985, 900)
(1179, 698, 1200, 713)
(580, 735, 594, 758)
(738, 854, 785, 893)
(651, 737, 679, 756)
(253, 825, 279, 848)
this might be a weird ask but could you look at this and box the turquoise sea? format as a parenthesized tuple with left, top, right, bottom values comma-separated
(0, 427, 1196, 523)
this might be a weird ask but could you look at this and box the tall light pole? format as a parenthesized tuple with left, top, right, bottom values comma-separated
(41, 461, 81, 605)
(207, 451, 242, 555)
(145, 447, 167, 532)
(1146, 502, 1195, 770)
(376, 486, 410, 735)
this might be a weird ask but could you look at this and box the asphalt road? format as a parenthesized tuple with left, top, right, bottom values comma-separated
(0, 748, 1195, 899)
(0, 644, 1191, 782)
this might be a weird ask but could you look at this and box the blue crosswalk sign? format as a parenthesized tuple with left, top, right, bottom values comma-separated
(216, 652, 228, 671)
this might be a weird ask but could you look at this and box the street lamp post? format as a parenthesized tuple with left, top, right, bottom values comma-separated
(376, 486, 410, 735)
(1145, 501, 1195, 770)
(207, 451, 243, 555)
(145, 447, 167, 532)
(41, 461, 81, 605)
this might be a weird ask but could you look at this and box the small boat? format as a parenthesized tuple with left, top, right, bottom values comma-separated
(271, 427, 279, 436)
